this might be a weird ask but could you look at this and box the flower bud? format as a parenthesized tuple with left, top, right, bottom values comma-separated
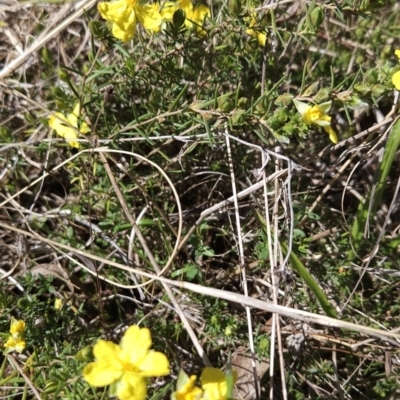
(237, 97, 249, 108)
(88, 20, 103, 38)
(58, 69, 69, 82)
(303, 82, 319, 97)
(218, 97, 233, 112)
(173, 9, 186, 28)
(18, 298, 31, 309)
(228, 0, 241, 17)
(230, 109, 246, 125)
(310, 6, 324, 29)
(225, 326, 233, 336)
(275, 93, 293, 107)
(314, 88, 330, 103)
(255, 96, 268, 113)
(75, 345, 94, 361)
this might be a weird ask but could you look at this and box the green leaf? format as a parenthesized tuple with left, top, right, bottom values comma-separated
(256, 212, 337, 318)
(281, 241, 337, 318)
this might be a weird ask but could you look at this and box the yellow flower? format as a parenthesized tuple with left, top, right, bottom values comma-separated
(83, 325, 170, 400)
(98, 0, 162, 41)
(54, 298, 63, 310)
(4, 336, 26, 353)
(48, 103, 90, 149)
(395, 49, 400, 59)
(171, 368, 237, 400)
(246, 14, 266, 47)
(393, 71, 400, 91)
(293, 99, 338, 144)
(10, 318, 25, 337)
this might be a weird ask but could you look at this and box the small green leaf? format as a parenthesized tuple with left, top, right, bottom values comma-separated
(230, 109, 246, 125)
(275, 93, 294, 107)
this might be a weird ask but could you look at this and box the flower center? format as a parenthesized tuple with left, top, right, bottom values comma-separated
(122, 362, 139, 373)
(309, 107, 323, 121)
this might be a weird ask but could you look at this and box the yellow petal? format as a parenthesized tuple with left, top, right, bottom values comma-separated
(4, 337, 26, 353)
(201, 368, 227, 400)
(179, 0, 193, 14)
(14, 339, 26, 353)
(136, 4, 163, 31)
(174, 375, 203, 400)
(10, 319, 25, 336)
(184, 12, 193, 28)
(114, 373, 147, 400)
(121, 326, 152, 365)
(98, 0, 134, 23)
(302, 105, 314, 125)
(246, 27, 257, 39)
(67, 110, 78, 127)
(98, 0, 137, 41)
(93, 339, 123, 362)
(71, 103, 81, 118)
(160, 2, 178, 21)
(395, 49, 400, 59)
(247, 15, 256, 28)
(62, 129, 81, 149)
(49, 112, 80, 147)
(138, 350, 170, 376)
(69, 104, 90, 134)
(392, 70, 400, 91)
(80, 120, 90, 134)
(49, 104, 89, 148)
(313, 116, 331, 127)
(191, 4, 210, 25)
(246, 14, 266, 46)
(49, 112, 68, 135)
(112, 22, 136, 42)
(183, 3, 209, 35)
(83, 340, 124, 386)
(257, 32, 266, 47)
(54, 298, 63, 310)
(83, 362, 122, 387)
(324, 126, 338, 144)
(83, 361, 123, 387)
(5, 337, 15, 348)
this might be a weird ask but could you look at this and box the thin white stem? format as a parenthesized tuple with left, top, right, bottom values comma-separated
(225, 126, 259, 399)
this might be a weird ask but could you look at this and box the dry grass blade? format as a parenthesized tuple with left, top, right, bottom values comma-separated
(0, 0, 97, 79)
